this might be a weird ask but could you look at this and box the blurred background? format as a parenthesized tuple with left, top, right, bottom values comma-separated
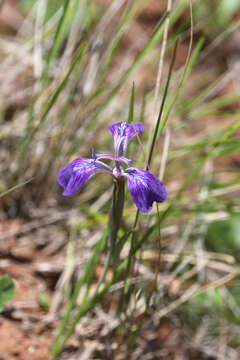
(0, 0, 240, 359)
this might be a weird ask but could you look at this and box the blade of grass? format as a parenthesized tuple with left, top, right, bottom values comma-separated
(175, 136, 240, 152)
(147, 39, 179, 168)
(101, 0, 136, 78)
(52, 228, 107, 356)
(128, 82, 135, 123)
(188, 92, 240, 120)
(139, 87, 147, 123)
(45, 0, 80, 75)
(159, 36, 204, 129)
(17, 43, 87, 166)
(0, 178, 33, 198)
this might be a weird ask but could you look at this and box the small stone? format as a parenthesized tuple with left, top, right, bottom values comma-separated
(11, 245, 34, 262)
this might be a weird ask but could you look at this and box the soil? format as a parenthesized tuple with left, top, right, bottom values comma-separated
(0, 220, 55, 359)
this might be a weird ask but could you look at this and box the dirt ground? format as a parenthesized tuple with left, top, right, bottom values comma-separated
(0, 219, 55, 359)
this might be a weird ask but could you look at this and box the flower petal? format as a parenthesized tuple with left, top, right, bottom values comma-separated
(58, 158, 112, 196)
(93, 152, 134, 166)
(108, 121, 144, 156)
(125, 167, 167, 212)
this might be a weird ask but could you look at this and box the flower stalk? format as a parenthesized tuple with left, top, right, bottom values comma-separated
(108, 178, 125, 248)
(95, 178, 125, 294)
(54, 121, 167, 356)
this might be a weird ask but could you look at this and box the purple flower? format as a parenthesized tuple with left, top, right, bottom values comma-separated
(58, 122, 167, 212)
(109, 122, 144, 157)
(58, 158, 112, 196)
(125, 168, 167, 213)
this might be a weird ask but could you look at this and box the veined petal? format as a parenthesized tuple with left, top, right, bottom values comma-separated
(58, 158, 112, 196)
(93, 152, 134, 166)
(124, 167, 167, 213)
(108, 121, 144, 157)
(118, 156, 134, 166)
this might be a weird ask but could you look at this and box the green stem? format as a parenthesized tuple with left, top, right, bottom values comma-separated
(109, 178, 125, 247)
(97, 179, 125, 291)
(117, 209, 139, 313)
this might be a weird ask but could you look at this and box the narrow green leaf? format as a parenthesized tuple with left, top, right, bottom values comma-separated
(0, 178, 33, 199)
(128, 82, 135, 123)
(47, 0, 79, 69)
(17, 43, 87, 164)
(147, 39, 178, 168)
(102, 0, 136, 76)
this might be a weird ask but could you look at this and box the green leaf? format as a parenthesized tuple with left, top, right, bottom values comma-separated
(206, 214, 240, 255)
(0, 275, 15, 312)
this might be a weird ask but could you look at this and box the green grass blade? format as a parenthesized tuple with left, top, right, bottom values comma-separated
(128, 82, 135, 123)
(17, 43, 87, 165)
(160, 36, 205, 127)
(46, 0, 80, 69)
(139, 88, 147, 123)
(0, 178, 33, 199)
(147, 39, 178, 168)
(51, 229, 107, 356)
(102, 0, 136, 76)
(188, 92, 240, 120)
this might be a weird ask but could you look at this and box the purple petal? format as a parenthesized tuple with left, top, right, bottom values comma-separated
(133, 122, 144, 134)
(124, 167, 167, 213)
(58, 158, 112, 196)
(118, 156, 134, 166)
(93, 153, 134, 166)
(108, 121, 144, 157)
